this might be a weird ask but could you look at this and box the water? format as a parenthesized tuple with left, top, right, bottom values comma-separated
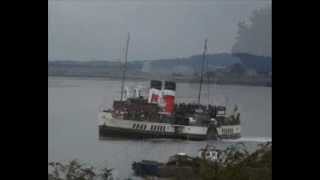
(48, 77, 271, 178)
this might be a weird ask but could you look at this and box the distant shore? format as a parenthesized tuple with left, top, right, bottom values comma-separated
(48, 75, 271, 87)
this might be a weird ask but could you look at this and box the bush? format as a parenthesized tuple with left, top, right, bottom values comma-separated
(48, 159, 113, 180)
(197, 142, 272, 180)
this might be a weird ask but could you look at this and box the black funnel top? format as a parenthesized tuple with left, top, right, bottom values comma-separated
(165, 81, 176, 90)
(150, 80, 162, 90)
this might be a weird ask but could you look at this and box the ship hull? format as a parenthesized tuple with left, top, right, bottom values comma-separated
(218, 134, 241, 139)
(99, 125, 207, 141)
(98, 112, 241, 141)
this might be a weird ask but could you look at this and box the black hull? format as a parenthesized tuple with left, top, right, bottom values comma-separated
(218, 134, 241, 139)
(99, 125, 207, 141)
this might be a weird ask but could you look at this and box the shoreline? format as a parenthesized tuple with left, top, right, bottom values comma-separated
(48, 75, 271, 87)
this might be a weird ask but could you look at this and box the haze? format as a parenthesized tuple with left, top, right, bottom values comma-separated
(48, 0, 271, 61)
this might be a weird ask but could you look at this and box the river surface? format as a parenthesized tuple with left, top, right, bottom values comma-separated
(48, 77, 271, 179)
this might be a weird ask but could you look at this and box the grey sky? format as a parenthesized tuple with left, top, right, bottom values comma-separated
(48, 0, 271, 61)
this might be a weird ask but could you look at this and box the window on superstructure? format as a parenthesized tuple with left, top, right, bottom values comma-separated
(133, 124, 136, 129)
(144, 125, 147, 130)
(136, 124, 140, 129)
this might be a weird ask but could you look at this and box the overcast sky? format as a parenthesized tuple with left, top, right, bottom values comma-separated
(48, 0, 271, 61)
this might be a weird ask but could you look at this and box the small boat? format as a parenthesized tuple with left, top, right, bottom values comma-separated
(131, 160, 164, 177)
(132, 153, 196, 178)
(132, 146, 221, 178)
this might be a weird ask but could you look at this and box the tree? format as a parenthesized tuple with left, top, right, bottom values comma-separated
(232, 6, 272, 57)
(48, 159, 113, 180)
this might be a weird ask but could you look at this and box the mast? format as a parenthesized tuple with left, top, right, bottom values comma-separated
(206, 41, 211, 104)
(197, 38, 208, 104)
(120, 32, 130, 101)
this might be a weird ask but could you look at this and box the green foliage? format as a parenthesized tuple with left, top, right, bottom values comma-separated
(198, 142, 271, 180)
(48, 159, 113, 180)
(49, 143, 271, 180)
(171, 142, 271, 180)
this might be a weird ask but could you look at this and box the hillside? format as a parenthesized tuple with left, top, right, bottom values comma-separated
(48, 53, 272, 86)
(233, 53, 272, 74)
